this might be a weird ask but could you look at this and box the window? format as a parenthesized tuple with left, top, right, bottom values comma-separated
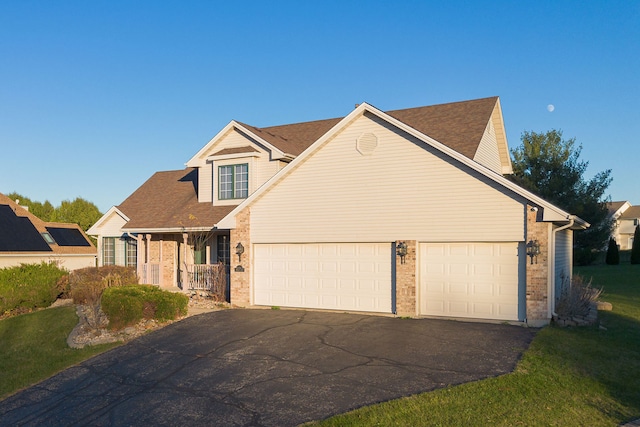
(103, 237, 115, 265)
(217, 235, 230, 266)
(219, 164, 248, 200)
(126, 238, 137, 267)
(103, 236, 137, 267)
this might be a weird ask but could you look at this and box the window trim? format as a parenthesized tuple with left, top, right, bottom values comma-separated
(218, 163, 249, 200)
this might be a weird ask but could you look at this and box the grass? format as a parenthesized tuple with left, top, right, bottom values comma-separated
(310, 264, 640, 426)
(0, 306, 119, 399)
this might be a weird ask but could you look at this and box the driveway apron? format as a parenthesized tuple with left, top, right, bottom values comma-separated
(0, 309, 535, 426)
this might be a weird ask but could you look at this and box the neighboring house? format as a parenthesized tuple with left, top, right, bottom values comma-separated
(89, 96, 588, 325)
(608, 201, 639, 250)
(0, 193, 96, 270)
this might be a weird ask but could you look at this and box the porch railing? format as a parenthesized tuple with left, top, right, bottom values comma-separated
(140, 263, 160, 285)
(183, 263, 226, 293)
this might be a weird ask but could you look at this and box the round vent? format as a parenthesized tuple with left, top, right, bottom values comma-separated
(356, 133, 378, 156)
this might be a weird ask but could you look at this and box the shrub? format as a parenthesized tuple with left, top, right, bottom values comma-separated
(101, 285, 188, 330)
(0, 262, 68, 315)
(605, 238, 620, 265)
(68, 265, 138, 306)
(555, 274, 603, 317)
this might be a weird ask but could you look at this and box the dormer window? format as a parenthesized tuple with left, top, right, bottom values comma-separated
(219, 164, 248, 200)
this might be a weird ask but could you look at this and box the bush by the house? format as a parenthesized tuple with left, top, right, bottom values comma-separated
(0, 262, 68, 315)
(68, 265, 138, 306)
(101, 285, 188, 330)
(555, 274, 603, 318)
(605, 238, 620, 265)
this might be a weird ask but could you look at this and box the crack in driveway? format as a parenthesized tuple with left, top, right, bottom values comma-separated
(0, 309, 535, 426)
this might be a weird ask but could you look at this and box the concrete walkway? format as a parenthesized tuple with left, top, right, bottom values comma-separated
(0, 309, 535, 426)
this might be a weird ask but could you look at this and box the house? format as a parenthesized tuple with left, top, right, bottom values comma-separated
(89, 96, 588, 325)
(0, 193, 96, 271)
(608, 201, 639, 250)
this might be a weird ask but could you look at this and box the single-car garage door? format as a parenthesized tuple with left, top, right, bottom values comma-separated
(419, 242, 520, 321)
(254, 243, 392, 313)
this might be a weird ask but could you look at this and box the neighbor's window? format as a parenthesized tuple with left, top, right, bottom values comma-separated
(219, 164, 248, 200)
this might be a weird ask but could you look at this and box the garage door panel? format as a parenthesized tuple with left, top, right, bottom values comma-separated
(254, 243, 392, 313)
(420, 242, 519, 321)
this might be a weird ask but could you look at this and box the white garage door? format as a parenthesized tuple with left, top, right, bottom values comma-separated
(419, 242, 520, 321)
(254, 243, 392, 313)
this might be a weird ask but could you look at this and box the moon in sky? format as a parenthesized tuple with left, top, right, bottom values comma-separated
(547, 104, 555, 112)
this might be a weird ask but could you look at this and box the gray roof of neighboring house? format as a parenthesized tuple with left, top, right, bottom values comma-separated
(620, 205, 640, 219)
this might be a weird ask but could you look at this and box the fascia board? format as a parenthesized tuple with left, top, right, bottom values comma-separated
(218, 102, 587, 229)
(121, 227, 214, 234)
(206, 152, 261, 162)
(87, 206, 130, 235)
(186, 121, 287, 167)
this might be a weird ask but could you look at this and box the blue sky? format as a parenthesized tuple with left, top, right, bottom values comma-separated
(1, 1, 638, 213)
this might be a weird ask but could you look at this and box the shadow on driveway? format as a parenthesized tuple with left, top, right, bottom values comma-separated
(0, 309, 535, 426)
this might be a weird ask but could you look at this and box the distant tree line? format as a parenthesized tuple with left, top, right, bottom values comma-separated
(6, 192, 102, 234)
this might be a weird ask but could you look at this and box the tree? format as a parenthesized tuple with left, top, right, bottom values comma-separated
(50, 198, 103, 233)
(510, 130, 613, 265)
(5, 192, 55, 221)
(631, 225, 640, 265)
(605, 238, 619, 265)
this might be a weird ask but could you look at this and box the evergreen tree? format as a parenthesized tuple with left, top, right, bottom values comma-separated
(631, 225, 640, 265)
(510, 130, 613, 265)
(605, 237, 619, 265)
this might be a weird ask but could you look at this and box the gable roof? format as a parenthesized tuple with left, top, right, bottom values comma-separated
(0, 193, 95, 254)
(620, 205, 640, 220)
(187, 96, 506, 168)
(217, 101, 588, 230)
(607, 201, 631, 217)
(118, 168, 235, 232)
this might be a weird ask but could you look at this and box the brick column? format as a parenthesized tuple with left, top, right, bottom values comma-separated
(526, 206, 550, 326)
(395, 240, 417, 317)
(230, 208, 251, 306)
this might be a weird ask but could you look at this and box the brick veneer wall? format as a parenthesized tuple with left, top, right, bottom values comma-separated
(526, 205, 550, 325)
(230, 208, 251, 306)
(395, 240, 417, 317)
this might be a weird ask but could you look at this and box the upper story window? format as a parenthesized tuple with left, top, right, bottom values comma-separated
(219, 164, 248, 200)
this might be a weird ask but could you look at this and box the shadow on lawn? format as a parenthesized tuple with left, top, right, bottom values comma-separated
(551, 308, 640, 421)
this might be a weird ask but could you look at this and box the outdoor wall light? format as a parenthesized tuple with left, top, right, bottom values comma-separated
(526, 239, 541, 264)
(235, 242, 245, 262)
(396, 242, 408, 264)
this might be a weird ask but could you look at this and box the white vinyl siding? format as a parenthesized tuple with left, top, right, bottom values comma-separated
(554, 228, 572, 301)
(249, 112, 526, 244)
(473, 121, 502, 173)
(419, 242, 521, 321)
(198, 163, 213, 203)
(253, 243, 393, 313)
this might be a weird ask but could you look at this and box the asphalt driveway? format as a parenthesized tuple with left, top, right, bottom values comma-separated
(0, 309, 535, 426)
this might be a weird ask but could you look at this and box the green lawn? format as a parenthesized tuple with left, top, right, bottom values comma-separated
(310, 264, 640, 426)
(0, 306, 118, 399)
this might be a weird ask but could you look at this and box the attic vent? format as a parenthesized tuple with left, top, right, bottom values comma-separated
(357, 133, 378, 156)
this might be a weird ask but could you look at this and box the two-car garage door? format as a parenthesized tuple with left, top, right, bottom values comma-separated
(253, 242, 520, 321)
(254, 243, 393, 313)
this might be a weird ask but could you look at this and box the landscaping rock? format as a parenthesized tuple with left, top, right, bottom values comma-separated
(596, 301, 613, 311)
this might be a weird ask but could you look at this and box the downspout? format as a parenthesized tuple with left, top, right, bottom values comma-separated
(550, 216, 575, 317)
